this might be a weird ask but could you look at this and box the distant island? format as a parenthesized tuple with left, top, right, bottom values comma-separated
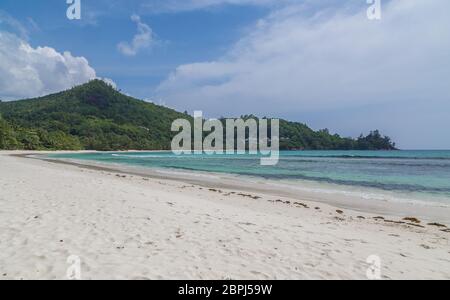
(0, 80, 396, 151)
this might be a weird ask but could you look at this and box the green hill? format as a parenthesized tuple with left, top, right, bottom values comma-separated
(0, 80, 396, 151)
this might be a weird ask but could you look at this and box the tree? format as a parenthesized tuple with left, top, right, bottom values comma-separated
(0, 114, 19, 149)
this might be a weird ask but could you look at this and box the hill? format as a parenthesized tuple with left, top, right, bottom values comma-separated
(0, 80, 396, 151)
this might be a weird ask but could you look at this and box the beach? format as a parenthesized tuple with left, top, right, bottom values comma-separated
(0, 151, 449, 280)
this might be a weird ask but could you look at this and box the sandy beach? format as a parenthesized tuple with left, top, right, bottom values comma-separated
(0, 151, 449, 280)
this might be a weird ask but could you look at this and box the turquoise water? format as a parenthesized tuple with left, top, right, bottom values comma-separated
(50, 150, 450, 200)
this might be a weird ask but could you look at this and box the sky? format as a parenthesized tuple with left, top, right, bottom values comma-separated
(0, 0, 449, 149)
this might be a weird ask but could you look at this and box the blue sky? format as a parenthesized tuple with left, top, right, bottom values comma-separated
(0, 0, 270, 94)
(1, 0, 449, 149)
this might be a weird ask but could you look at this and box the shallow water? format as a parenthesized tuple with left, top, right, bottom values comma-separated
(50, 150, 450, 203)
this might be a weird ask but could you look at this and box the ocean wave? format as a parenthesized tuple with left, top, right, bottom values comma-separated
(111, 154, 183, 159)
(282, 154, 450, 160)
(114, 155, 450, 161)
(252, 174, 450, 194)
(110, 153, 270, 160)
(149, 165, 450, 195)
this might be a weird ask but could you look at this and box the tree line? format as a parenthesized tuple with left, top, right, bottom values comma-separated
(0, 80, 396, 151)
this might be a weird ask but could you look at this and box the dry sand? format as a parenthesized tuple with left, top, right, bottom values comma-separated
(0, 151, 449, 279)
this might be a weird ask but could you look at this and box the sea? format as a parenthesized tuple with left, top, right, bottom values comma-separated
(49, 150, 450, 204)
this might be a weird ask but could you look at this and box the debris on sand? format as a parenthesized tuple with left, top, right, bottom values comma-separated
(406, 223, 425, 228)
(403, 217, 421, 224)
(239, 222, 256, 226)
(384, 220, 405, 224)
(237, 193, 260, 200)
(294, 202, 309, 209)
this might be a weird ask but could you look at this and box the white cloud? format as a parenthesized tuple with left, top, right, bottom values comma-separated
(157, 0, 450, 117)
(0, 10, 29, 39)
(0, 31, 97, 100)
(98, 77, 117, 89)
(117, 14, 154, 56)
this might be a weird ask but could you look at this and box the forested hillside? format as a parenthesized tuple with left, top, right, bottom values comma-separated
(0, 80, 396, 151)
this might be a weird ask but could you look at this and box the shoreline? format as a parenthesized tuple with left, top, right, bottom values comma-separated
(30, 152, 450, 224)
(1, 151, 449, 279)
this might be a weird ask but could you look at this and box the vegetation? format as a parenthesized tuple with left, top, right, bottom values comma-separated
(277, 119, 396, 150)
(0, 80, 396, 151)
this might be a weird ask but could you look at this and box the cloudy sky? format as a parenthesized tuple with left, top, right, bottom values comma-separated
(0, 0, 449, 149)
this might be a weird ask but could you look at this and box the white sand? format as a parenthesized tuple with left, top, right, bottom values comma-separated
(0, 152, 449, 280)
